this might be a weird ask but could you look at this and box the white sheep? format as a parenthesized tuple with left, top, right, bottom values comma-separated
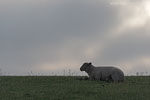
(80, 62, 124, 82)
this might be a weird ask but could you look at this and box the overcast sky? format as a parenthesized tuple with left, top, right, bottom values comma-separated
(0, 0, 150, 75)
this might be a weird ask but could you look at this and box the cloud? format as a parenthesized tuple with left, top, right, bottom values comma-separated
(0, 0, 149, 75)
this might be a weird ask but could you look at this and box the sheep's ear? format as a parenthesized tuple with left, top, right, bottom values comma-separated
(89, 62, 92, 65)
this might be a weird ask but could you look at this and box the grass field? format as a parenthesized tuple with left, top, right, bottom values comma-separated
(0, 76, 150, 100)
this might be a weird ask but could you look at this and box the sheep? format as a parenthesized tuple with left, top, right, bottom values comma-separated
(80, 62, 124, 82)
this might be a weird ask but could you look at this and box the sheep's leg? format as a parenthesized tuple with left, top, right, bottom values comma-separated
(107, 75, 113, 82)
(89, 75, 95, 80)
(111, 74, 119, 82)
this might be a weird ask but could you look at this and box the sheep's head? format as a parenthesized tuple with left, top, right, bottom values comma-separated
(80, 62, 92, 71)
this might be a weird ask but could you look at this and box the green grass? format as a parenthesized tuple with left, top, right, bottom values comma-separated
(0, 76, 150, 100)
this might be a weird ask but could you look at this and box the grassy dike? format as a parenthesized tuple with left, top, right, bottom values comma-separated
(0, 76, 150, 100)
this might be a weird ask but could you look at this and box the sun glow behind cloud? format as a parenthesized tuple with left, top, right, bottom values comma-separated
(97, 0, 150, 50)
(110, 0, 149, 35)
(144, 0, 150, 17)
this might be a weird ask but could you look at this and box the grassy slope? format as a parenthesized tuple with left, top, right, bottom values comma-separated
(0, 76, 150, 100)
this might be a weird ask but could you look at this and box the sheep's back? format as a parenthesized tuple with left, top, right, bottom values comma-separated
(93, 66, 124, 76)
